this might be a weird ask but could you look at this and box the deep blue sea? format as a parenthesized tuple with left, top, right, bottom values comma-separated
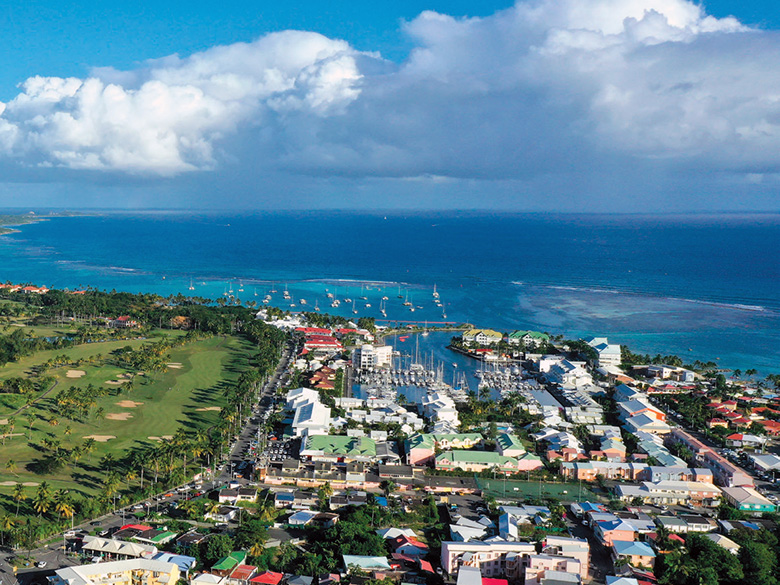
(0, 210, 778, 372)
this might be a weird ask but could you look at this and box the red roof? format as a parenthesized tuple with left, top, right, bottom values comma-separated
(231, 566, 257, 580)
(669, 534, 686, 543)
(727, 433, 743, 440)
(296, 327, 332, 336)
(392, 535, 429, 550)
(482, 579, 508, 585)
(419, 560, 435, 574)
(120, 523, 152, 531)
(250, 572, 284, 585)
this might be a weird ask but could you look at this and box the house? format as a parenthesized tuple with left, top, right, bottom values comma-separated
(228, 565, 258, 585)
(593, 520, 636, 546)
(461, 329, 503, 346)
(377, 528, 419, 540)
(721, 486, 777, 514)
(250, 572, 284, 585)
(152, 553, 196, 577)
(50, 559, 179, 585)
(405, 433, 482, 466)
(436, 450, 542, 475)
(498, 505, 551, 540)
(611, 540, 655, 569)
(110, 316, 140, 328)
(725, 433, 765, 449)
(591, 342, 622, 368)
(496, 434, 527, 457)
(507, 331, 549, 347)
(205, 506, 240, 523)
(540, 536, 590, 579)
(614, 481, 722, 507)
(211, 552, 247, 577)
(390, 535, 429, 558)
(218, 487, 258, 504)
(704, 534, 741, 555)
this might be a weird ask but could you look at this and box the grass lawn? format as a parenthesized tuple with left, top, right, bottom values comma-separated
(0, 333, 256, 500)
(477, 477, 603, 502)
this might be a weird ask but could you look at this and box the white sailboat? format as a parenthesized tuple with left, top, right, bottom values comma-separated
(314, 300, 320, 312)
(433, 284, 439, 299)
(352, 300, 358, 314)
(188, 278, 195, 291)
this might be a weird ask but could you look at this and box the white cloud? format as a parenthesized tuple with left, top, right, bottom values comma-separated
(1, 0, 780, 198)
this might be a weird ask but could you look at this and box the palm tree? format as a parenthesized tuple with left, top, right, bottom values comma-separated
(204, 500, 221, 518)
(0, 514, 16, 547)
(53, 490, 75, 524)
(32, 482, 52, 516)
(5, 459, 17, 475)
(12, 483, 25, 515)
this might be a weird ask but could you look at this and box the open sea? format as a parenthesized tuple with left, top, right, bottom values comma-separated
(0, 210, 778, 373)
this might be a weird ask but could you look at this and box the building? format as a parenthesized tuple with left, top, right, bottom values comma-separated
(352, 345, 393, 369)
(591, 342, 622, 368)
(405, 433, 483, 466)
(300, 435, 378, 463)
(666, 429, 754, 487)
(523, 556, 582, 585)
(436, 450, 542, 475)
(593, 519, 636, 546)
(610, 541, 655, 569)
(614, 481, 722, 507)
(507, 331, 550, 348)
(496, 434, 527, 457)
(721, 486, 777, 514)
(462, 329, 503, 346)
(80, 537, 157, 561)
(440, 541, 536, 579)
(50, 559, 178, 585)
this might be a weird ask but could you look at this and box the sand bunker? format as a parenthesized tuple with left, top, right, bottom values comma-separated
(118, 373, 134, 379)
(148, 435, 174, 441)
(167, 363, 183, 369)
(0, 418, 7, 425)
(0, 433, 23, 438)
(66, 370, 86, 378)
(0, 481, 40, 487)
(105, 380, 125, 385)
(196, 406, 222, 412)
(106, 412, 133, 421)
(116, 400, 143, 408)
(83, 435, 115, 442)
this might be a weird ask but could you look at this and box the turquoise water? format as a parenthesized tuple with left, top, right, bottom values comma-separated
(0, 210, 777, 372)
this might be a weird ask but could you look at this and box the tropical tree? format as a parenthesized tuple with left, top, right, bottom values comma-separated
(32, 482, 52, 516)
(12, 483, 25, 515)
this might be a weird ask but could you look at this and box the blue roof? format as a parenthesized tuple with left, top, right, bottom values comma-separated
(376, 497, 388, 507)
(612, 540, 655, 557)
(579, 502, 604, 512)
(276, 492, 295, 501)
(152, 552, 197, 572)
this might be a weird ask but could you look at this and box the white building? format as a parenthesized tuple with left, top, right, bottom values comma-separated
(286, 387, 332, 437)
(352, 344, 393, 369)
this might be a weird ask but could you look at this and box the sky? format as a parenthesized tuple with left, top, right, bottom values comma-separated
(1, 0, 780, 211)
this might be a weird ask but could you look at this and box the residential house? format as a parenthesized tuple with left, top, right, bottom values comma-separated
(436, 450, 542, 475)
(440, 541, 536, 579)
(610, 541, 655, 570)
(593, 520, 636, 546)
(405, 433, 482, 466)
(721, 486, 777, 514)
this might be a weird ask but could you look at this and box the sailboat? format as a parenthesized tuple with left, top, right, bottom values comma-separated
(380, 299, 387, 317)
(283, 284, 291, 300)
(352, 300, 358, 314)
(421, 321, 429, 337)
(223, 285, 228, 296)
(359, 284, 367, 300)
(188, 278, 195, 291)
(253, 287, 258, 297)
(433, 284, 439, 299)
(270, 282, 277, 293)
(238, 281, 244, 292)
(397, 285, 404, 299)
(314, 300, 320, 312)
(403, 291, 412, 307)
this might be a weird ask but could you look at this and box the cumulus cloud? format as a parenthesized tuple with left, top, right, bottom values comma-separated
(1, 0, 780, 190)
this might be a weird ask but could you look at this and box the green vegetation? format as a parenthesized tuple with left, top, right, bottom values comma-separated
(0, 287, 289, 547)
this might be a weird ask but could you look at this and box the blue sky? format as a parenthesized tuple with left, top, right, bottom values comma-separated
(1, 0, 780, 210)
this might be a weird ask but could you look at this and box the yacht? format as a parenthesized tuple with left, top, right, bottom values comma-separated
(188, 278, 195, 291)
(433, 284, 439, 299)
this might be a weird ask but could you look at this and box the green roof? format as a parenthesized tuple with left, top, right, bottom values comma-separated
(304, 435, 376, 457)
(508, 330, 550, 341)
(212, 551, 247, 571)
(496, 433, 525, 453)
(406, 433, 483, 450)
(149, 531, 177, 543)
(436, 450, 519, 466)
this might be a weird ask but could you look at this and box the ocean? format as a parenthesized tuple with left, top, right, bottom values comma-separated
(0, 210, 778, 372)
